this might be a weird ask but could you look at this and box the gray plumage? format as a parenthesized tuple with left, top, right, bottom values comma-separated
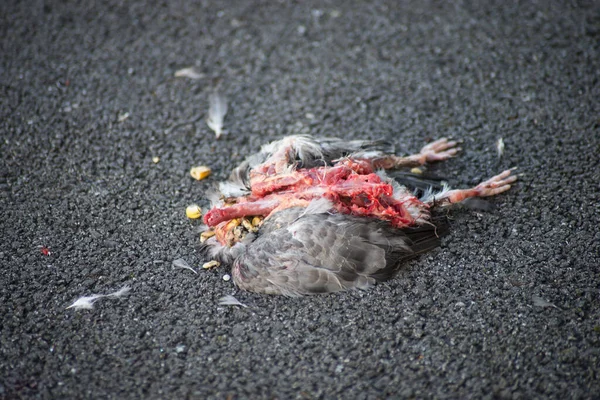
(209, 206, 444, 296)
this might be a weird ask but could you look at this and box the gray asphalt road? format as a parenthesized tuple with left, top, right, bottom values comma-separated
(1, 0, 599, 398)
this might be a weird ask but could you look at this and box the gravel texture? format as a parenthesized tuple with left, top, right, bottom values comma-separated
(1, 0, 599, 398)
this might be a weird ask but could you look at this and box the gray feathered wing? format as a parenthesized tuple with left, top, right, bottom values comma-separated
(232, 208, 442, 296)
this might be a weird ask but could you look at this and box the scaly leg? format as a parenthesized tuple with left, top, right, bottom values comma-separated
(371, 138, 461, 169)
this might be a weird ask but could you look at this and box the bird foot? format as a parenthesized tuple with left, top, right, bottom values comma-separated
(473, 168, 518, 197)
(418, 138, 461, 163)
(432, 168, 517, 205)
(371, 138, 461, 169)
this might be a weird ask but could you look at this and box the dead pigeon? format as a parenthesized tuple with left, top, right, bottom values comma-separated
(199, 135, 516, 296)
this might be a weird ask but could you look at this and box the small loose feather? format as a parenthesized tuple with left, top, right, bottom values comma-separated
(117, 112, 130, 122)
(66, 286, 131, 310)
(218, 295, 248, 307)
(532, 295, 560, 309)
(106, 286, 131, 298)
(496, 137, 505, 158)
(66, 294, 104, 310)
(206, 91, 228, 139)
(174, 67, 205, 80)
(172, 258, 198, 274)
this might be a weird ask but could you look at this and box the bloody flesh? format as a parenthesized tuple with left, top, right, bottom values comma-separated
(203, 158, 429, 244)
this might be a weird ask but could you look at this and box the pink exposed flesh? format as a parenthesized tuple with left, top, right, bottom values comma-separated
(203, 160, 426, 230)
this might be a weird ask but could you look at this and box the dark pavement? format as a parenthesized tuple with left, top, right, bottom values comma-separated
(1, 0, 599, 398)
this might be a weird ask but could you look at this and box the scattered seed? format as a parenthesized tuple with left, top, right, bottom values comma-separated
(152, 156, 160, 164)
(410, 167, 423, 175)
(225, 218, 241, 231)
(233, 225, 245, 239)
(251, 216, 263, 227)
(241, 218, 257, 232)
(200, 230, 215, 242)
(186, 204, 202, 219)
(202, 260, 221, 269)
(190, 166, 212, 180)
(222, 274, 231, 281)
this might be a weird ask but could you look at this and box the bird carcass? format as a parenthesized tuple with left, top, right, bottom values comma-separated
(199, 135, 517, 296)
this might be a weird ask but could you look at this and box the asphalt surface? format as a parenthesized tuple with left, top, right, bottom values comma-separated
(1, 0, 599, 398)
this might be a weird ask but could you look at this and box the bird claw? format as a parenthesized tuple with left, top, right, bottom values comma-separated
(475, 168, 518, 197)
(419, 138, 461, 163)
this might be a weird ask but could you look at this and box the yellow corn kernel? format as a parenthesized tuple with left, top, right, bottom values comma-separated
(410, 167, 423, 175)
(241, 218, 257, 232)
(190, 166, 211, 180)
(202, 260, 220, 269)
(224, 218, 240, 231)
(186, 204, 202, 219)
(200, 230, 215, 243)
(252, 216, 263, 227)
